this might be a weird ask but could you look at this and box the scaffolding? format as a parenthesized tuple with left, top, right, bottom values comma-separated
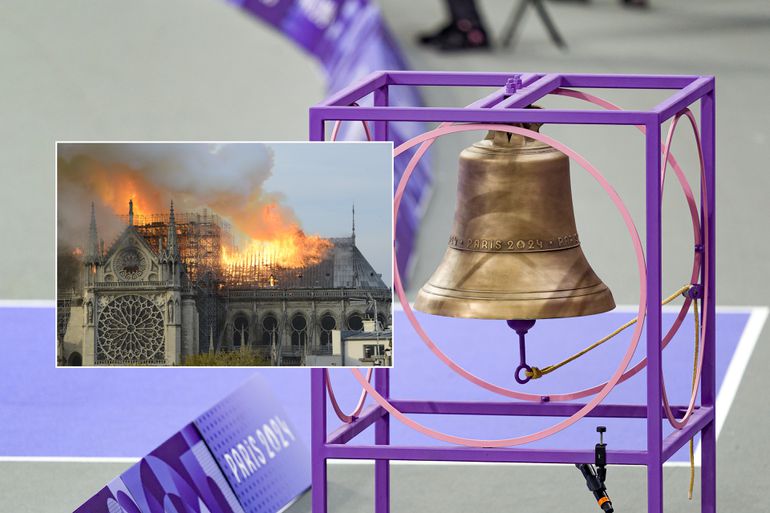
(123, 210, 233, 284)
(221, 255, 335, 289)
(126, 210, 337, 289)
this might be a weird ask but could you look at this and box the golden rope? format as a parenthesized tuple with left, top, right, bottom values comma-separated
(689, 297, 700, 500)
(521, 283, 702, 499)
(525, 284, 693, 379)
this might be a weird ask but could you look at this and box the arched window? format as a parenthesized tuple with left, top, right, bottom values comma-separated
(347, 312, 364, 331)
(262, 314, 278, 346)
(67, 352, 83, 366)
(233, 315, 249, 347)
(319, 314, 336, 346)
(291, 313, 307, 346)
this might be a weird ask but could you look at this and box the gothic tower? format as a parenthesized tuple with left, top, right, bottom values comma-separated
(81, 203, 100, 364)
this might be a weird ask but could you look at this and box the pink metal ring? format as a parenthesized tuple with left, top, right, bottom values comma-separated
(553, 89, 708, 428)
(326, 106, 373, 423)
(330, 105, 372, 142)
(350, 122, 647, 447)
(326, 368, 374, 423)
(658, 108, 709, 429)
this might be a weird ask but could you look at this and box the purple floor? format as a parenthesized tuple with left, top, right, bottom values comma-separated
(0, 306, 752, 463)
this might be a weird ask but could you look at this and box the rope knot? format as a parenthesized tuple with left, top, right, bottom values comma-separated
(526, 367, 544, 379)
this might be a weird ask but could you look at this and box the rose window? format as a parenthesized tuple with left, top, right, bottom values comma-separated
(96, 295, 164, 363)
(117, 247, 147, 281)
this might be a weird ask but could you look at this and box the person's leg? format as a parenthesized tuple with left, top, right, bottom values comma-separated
(446, 0, 483, 22)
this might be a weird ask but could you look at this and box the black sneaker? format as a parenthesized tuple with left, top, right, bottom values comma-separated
(417, 22, 455, 46)
(437, 19, 490, 51)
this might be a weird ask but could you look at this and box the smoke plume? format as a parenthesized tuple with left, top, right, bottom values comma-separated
(57, 143, 317, 260)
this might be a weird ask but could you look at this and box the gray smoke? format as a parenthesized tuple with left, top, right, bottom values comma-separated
(57, 142, 294, 251)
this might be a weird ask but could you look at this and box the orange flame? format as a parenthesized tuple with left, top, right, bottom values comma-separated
(218, 202, 333, 270)
(222, 229, 332, 269)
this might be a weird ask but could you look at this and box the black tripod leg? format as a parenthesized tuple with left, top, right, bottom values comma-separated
(532, 0, 567, 49)
(501, 0, 530, 49)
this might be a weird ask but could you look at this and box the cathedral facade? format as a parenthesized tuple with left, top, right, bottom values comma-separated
(58, 201, 391, 366)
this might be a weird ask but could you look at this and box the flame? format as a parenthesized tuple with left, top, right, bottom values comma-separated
(222, 228, 332, 269)
(220, 203, 333, 270)
(72, 247, 84, 257)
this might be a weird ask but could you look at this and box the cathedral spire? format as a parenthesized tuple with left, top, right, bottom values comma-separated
(86, 202, 99, 263)
(128, 198, 134, 226)
(351, 203, 356, 246)
(167, 201, 178, 258)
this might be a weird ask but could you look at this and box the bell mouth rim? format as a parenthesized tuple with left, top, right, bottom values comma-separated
(414, 285, 616, 321)
(418, 281, 613, 302)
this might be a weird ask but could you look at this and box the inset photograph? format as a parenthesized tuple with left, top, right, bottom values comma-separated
(56, 142, 392, 367)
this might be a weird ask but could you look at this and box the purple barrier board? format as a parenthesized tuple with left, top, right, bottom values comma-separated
(74, 376, 309, 513)
(194, 377, 310, 512)
(75, 426, 245, 513)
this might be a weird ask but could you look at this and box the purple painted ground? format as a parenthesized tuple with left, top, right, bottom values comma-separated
(0, 307, 750, 462)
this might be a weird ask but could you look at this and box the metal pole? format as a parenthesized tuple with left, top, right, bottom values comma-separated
(309, 111, 327, 513)
(373, 83, 391, 513)
(311, 369, 328, 513)
(645, 120, 664, 513)
(501, 0, 530, 49)
(374, 368, 391, 513)
(700, 84, 717, 513)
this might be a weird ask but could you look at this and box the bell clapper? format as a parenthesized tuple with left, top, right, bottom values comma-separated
(507, 319, 536, 384)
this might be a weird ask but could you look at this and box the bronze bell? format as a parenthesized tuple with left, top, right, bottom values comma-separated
(415, 128, 615, 320)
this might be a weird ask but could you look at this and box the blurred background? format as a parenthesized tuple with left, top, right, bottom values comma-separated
(1, 0, 769, 512)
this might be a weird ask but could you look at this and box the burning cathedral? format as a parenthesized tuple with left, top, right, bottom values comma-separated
(57, 199, 391, 366)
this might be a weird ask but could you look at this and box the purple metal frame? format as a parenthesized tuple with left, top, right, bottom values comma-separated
(308, 71, 716, 513)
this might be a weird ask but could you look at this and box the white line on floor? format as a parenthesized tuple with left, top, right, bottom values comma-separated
(0, 456, 139, 463)
(693, 305, 769, 465)
(0, 300, 56, 308)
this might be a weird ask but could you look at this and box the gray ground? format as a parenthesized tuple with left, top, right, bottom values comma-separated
(1, 0, 769, 511)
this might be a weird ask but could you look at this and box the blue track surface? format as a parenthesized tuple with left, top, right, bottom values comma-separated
(0, 307, 753, 462)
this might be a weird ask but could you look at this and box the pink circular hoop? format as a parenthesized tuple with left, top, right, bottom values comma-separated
(325, 368, 373, 423)
(550, 90, 708, 405)
(331, 104, 372, 142)
(327, 105, 373, 423)
(554, 89, 709, 427)
(658, 108, 709, 429)
(349, 122, 647, 447)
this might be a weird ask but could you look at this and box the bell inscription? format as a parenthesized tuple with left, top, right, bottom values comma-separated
(448, 234, 580, 253)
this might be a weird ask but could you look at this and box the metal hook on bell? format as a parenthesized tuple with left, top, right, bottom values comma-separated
(508, 319, 536, 384)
